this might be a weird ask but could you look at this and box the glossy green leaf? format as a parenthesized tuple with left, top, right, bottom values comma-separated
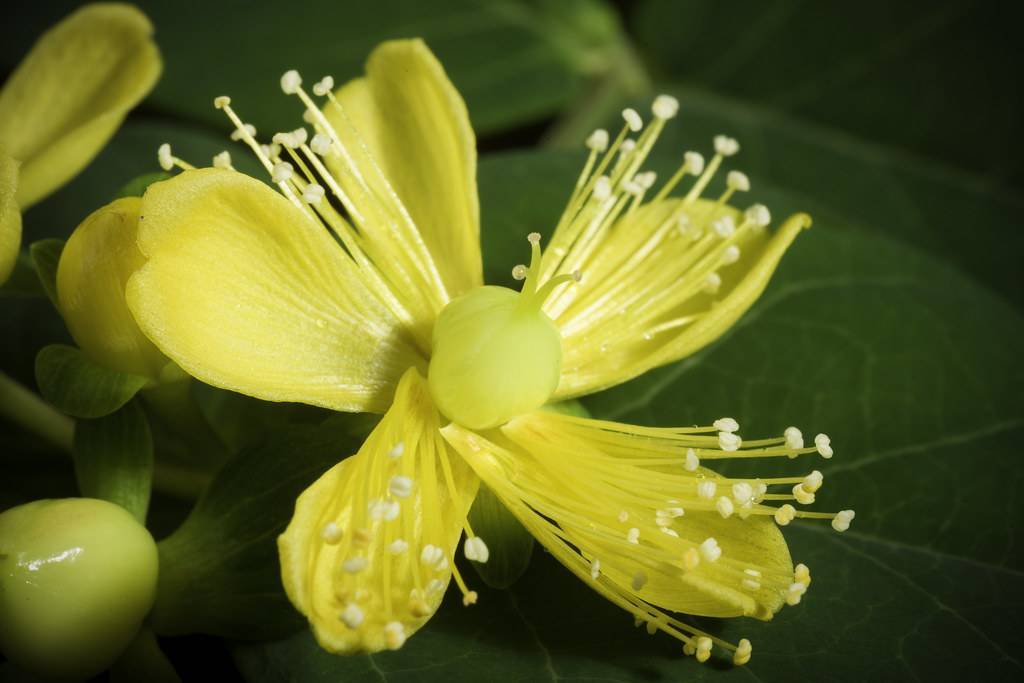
(35, 344, 148, 419)
(73, 399, 154, 522)
(151, 416, 363, 640)
(28, 238, 62, 309)
(233, 145, 1024, 681)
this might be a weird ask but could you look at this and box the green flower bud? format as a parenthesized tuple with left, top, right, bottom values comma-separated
(0, 498, 159, 680)
(57, 197, 169, 381)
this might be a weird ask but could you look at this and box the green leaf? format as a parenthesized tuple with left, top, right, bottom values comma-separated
(235, 148, 1024, 681)
(467, 484, 534, 589)
(28, 238, 63, 309)
(73, 399, 154, 522)
(35, 344, 149, 419)
(151, 416, 363, 640)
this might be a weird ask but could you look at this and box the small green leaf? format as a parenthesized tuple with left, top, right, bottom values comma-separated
(35, 344, 148, 419)
(114, 172, 170, 199)
(73, 399, 154, 522)
(28, 238, 64, 309)
(151, 416, 363, 640)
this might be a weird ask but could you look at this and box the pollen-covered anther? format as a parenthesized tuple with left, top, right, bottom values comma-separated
(699, 537, 721, 562)
(652, 94, 679, 119)
(683, 547, 701, 571)
(230, 123, 257, 141)
(742, 568, 762, 591)
(383, 621, 406, 649)
(727, 170, 750, 192)
(815, 433, 834, 458)
(715, 496, 735, 518)
(342, 556, 368, 573)
(718, 431, 742, 451)
(368, 498, 400, 521)
(157, 143, 174, 171)
(784, 426, 804, 450)
(617, 510, 629, 523)
(635, 171, 658, 190)
(619, 139, 637, 155)
(697, 480, 716, 499)
(714, 134, 740, 156)
(271, 161, 293, 183)
(387, 442, 405, 459)
(213, 95, 231, 109)
(280, 69, 302, 95)
(713, 417, 739, 433)
(792, 484, 815, 505)
(310, 132, 332, 156)
(832, 509, 856, 532)
(387, 539, 408, 555)
(312, 75, 335, 96)
(593, 175, 612, 200)
(339, 603, 364, 629)
(627, 527, 640, 544)
(420, 544, 446, 569)
(786, 581, 808, 606)
(684, 151, 705, 175)
(712, 216, 736, 239)
(745, 203, 771, 228)
(320, 522, 343, 544)
(511, 264, 528, 281)
(731, 482, 754, 505)
(631, 571, 648, 591)
(702, 272, 722, 295)
(774, 504, 796, 526)
(389, 475, 414, 499)
(462, 591, 478, 606)
(733, 639, 753, 666)
(622, 107, 643, 132)
(212, 151, 233, 169)
(590, 558, 601, 580)
(721, 244, 742, 265)
(696, 636, 713, 663)
(302, 183, 325, 205)
(586, 128, 609, 152)
(794, 563, 812, 587)
(684, 448, 700, 471)
(464, 536, 489, 563)
(802, 470, 824, 493)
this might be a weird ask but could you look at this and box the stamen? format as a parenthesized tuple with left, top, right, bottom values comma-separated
(831, 509, 855, 532)
(321, 522, 343, 544)
(212, 151, 233, 170)
(714, 135, 739, 156)
(339, 603, 364, 629)
(312, 75, 335, 97)
(280, 69, 302, 94)
(463, 536, 489, 563)
(713, 417, 739, 433)
(156, 143, 194, 172)
(622, 108, 643, 132)
(586, 129, 609, 152)
(733, 639, 752, 666)
(652, 94, 679, 120)
(815, 433, 834, 458)
(389, 475, 414, 498)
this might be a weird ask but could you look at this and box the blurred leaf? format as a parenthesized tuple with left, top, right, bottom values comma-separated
(35, 344, 148, 419)
(467, 483, 534, 589)
(115, 171, 170, 199)
(73, 399, 154, 522)
(151, 416, 363, 640)
(28, 238, 63, 309)
(234, 148, 1024, 681)
(632, 0, 1024, 188)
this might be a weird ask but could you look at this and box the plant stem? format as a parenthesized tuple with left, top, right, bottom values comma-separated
(0, 371, 74, 450)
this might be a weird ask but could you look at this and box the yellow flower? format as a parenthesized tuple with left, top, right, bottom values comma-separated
(127, 40, 853, 664)
(0, 3, 161, 284)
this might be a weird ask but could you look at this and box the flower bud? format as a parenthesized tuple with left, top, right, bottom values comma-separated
(0, 498, 159, 679)
(429, 285, 561, 429)
(57, 197, 169, 381)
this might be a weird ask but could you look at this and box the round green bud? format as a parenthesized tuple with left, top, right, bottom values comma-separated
(0, 498, 159, 679)
(429, 285, 562, 430)
(57, 197, 169, 382)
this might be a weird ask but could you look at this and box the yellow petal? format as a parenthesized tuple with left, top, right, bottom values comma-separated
(126, 168, 424, 413)
(443, 410, 803, 636)
(279, 369, 479, 653)
(547, 199, 809, 399)
(325, 39, 482, 303)
(0, 147, 20, 284)
(0, 4, 161, 208)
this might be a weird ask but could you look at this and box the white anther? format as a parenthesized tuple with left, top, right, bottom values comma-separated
(369, 498, 400, 521)
(622, 179, 643, 195)
(310, 132, 332, 156)
(622, 108, 643, 132)
(792, 483, 816, 505)
(636, 170, 657, 190)
(157, 143, 174, 171)
(803, 470, 824, 493)
(661, 527, 679, 537)
(619, 139, 636, 155)
(320, 522, 343, 544)
(511, 264, 528, 280)
(684, 151, 705, 175)
(291, 127, 309, 146)
(571, 269, 582, 282)
(426, 578, 445, 595)
(590, 558, 601, 580)
(684, 448, 700, 471)
(592, 175, 612, 200)
(230, 123, 256, 141)
(617, 510, 629, 523)
(272, 161, 293, 183)
(794, 563, 811, 586)
(696, 636, 713, 663)
(702, 272, 722, 295)
(716, 496, 735, 518)
(714, 417, 739, 433)
(718, 431, 742, 451)
(339, 603, 364, 628)
(631, 571, 648, 591)
(711, 216, 736, 239)
(700, 537, 721, 562)
(732, 482, 754, 505)
(655, 514, 672, 528)
(302, 183, 325, 205)
(683, 547, 701, 571)
(302, 109, 317, 124)
(660, 507, 685, 518)
(745, 203, 771, 227)
(420, 544, 445, 567)
(784, 426, 804, 450)
(697, 480, 716, 499)
(684, 640, 696, 656)
(815, 433, 833, 458)
(627, 527, 640, 544)
(280, 69, 302, 94)
(652, 94, 679, 119)
(734, 639, 752, 666)
(387, 442, 405, 459)
(745, 568, 762, 578)
(586, 128, 609, 152)
(212, 151, 232, 169)
(742, 577, 761, 591)
(832, 509, 855, 532)
(342, 556, 368, 573)
(527, 232, 541, 244)
(388, 539, 409, 555)
(389, 475, 414, 499)
(213, 95, 231, 109)
(312, 75, 335, 97)
(384, 621, 406, 650)
(754, 480, 768, 501)
(727, 170, 750, 192)
(774, 504, 796, 526)
(714, 134, 739, 156)
(786, 581, 807, 606)
(464, 536, 489, 563)
(721, 244, 741, 265)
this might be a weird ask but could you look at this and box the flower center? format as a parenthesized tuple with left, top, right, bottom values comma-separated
(427, 233, 578, 429)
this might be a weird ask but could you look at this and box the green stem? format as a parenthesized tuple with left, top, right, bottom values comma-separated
(0, 371, 74, 450)
(109, 627, 181, 683)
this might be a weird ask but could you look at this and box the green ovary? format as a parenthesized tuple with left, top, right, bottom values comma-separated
(428, 285, 562, 430)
